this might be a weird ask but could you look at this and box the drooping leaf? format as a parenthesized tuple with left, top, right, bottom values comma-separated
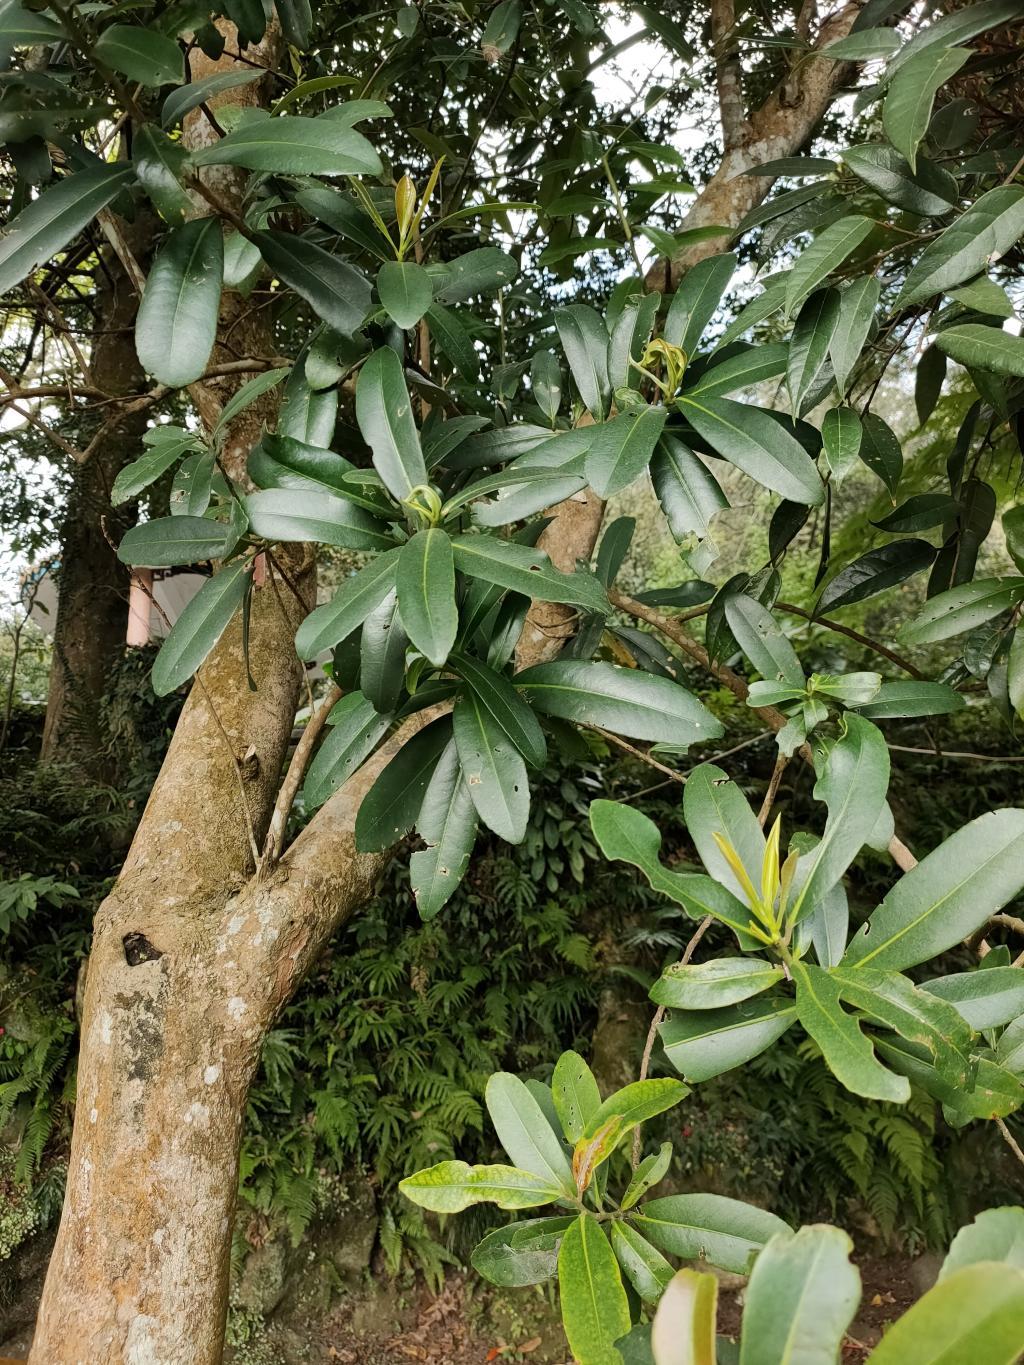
(453, 654, 546, 768)
(679, 395, 824, 506)
(792, 961, 910, 1102)
(723, 594, 803, 687)
(873, 493, 961, 534)
(161, 70, 262, 128)
(607, 291, 660, 391)
(586, 407, 668, 498)
(136, 217, 223, 388)
(650, 436, 729, 543)
(355, 347, 429, 500)
(353, 714, 452, 852)
(842, 142, 957, 217)
(830, 277, 880, 397)
(883, 46, 970, 173)
(784, 216, 874, 317)
(611, 1222, 675, 1305)
(897, 187, 1024, 308)
(133, 125, 191, 225)
(660, 997, 798, 1083)
(632, 1194, 790, 1276)
(555, 304, 612, 419)
(935, 325, 1024, 378)
(151, 559, 250, 696)
(822, 406, 863, 482)
(430, 247, 518, 303)
(190, 115, 382, 176)
(409, 737, 477, 920)
(254, 231, 371, 335)
(303, 692, 394, 809)
(451, 535, 608, 615)
(453, 691, 530, 843)
(787, 288, 840, 418)
(902, 578, 1024, 645)
(377, 259, 433, 329)
(295, 549, 402, 657)
(559, 1216, 632, 1365)
(399, 1161, 565, 1213)
(818, 541, 935, 612)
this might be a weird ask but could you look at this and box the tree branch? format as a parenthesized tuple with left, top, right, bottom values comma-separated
(259, 681, 342, 876)
(711, 0, 748, 150)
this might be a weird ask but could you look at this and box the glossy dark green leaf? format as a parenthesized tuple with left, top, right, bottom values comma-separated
(679, 394, 824, 506)
(254, 231, 370, 335)
(784, 216, 873, 317)
(595, 516, 635, 589)
(633, 1194, 790, 1275)
(898, 187, 1024, 308)
(303, 692, 393, 809)
(884, 46, 970, 173)
(191, 116, 381, 176)
(712, 273, 787, 350)
(136, 217, 223, 388)
(684, 344, 788, 399)
(451, 535, 607, 615)
(903, 577, 1024, 644)
(396, 529, 458, 667)
(873, 493, 960, 534)
(936, 325, 1024, 378)
(93, 24, 182, 86)
(856, 412, 902, 496)
(586, 406, 668, 498)
(295, 548, 401, 657)
(248, 433, 372, 504)
(664, 253, 736, 358)
(425, 303, 480, 381)
(354, 714, 452, 852)
(793, 961, 910, 1102)
(151, 559, 250, 696)
(133, 125, 191, 225)
(559, 1217, 631, 1365)
(377, 259, 433, 329)
(530, 349, 562, 423)
(607, 291, 660, 390)
(276, 0, 313, 48)
(161, 69, 262, 128)
(830, 277, 879, 397)
(650, 435, 728, 543)
(787, 288, 840, 417)
(355, 347, 428, 501)
(117, 515, 229, 567)
(430, 247, 518, 303)
(244, 488, 393, 551)
(818, 541, 934, 612)
(453, 691, 529, 843)
(410, 738, 477, 920)
(554, 303, 611, 419)
(821, 407, 862, 483)
(216, 368, 290, 434)
(295, 186, 389, 258)
(453, 654, 546, 768)
(842, 143, 957, 217)
(359, 589, 408, 714)
(660, 997, 798, 1082)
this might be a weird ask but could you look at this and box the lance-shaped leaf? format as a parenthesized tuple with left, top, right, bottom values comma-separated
(190, 115, 381, 176)
(651, 958, 783, 1010)
(254, 231, 371, 335)
(151, 559, 250, 696)
(873, 493, 961, 534)
(607, 291, 660, 391)
(554, 304, 611, 418)
(586, 407, 668, 498)
(724, 594, 803, 687)
(792, 961, 910, 1102)
(830, 277, 880, 397)
(452, 536, 608, 616)
(136, 217, 223, 388)
(740, 1225, 860, 1365)
(303, 692, 393, 809)
(471, 1216, 575, 1288)
(784, 216, 874, 317)
(854, 680, 964, 719)
(858, 412, 903, 495)
(117, 515, 230, 567)
(664, 253, 736, 358)
(683, 763, 766, 909)
(845, 809, 1024, 972)
(650, 436, 728, 543)
(787, 288, 840, 417)
(279, 367, 337, 447)
(903, 578, 1024, 645)
(818, 541, 935, 612)
(517, 661, 722, 746)
(453, 653, 546, 768)
(713, 272, 787, 350)
(531, 349, 563, 422)
(453, 691, 529, 843)
(93, 24, 183, 86)
(426, 303, 480, 380)
(377, 259, 433, 329)
(660, 997, 798, 1083)
(485, 1072, 575, 1195)
(897, 186, 1024, 308)
(111, 430, 204, 505)
(248, 433, 385, 510)
(133, 125, 191, 225)
(161, 69, 262, 128)
(430, 247, 518, 303)
(359, 588, 407, 714)
(842, 142, 957, 218)
(410, 738, 477, 920)
(295, 548, 401, 657)
(611, 1222, 675, 1305)
(399, 1160, 565, 1213)
(353, 715, 452, 852)
(355, 347, 428, 500)
(621, 1144, 673, 1215)
(632, 1194, 790, 1276)
(788, 716, 889, 924)
(245, 488, 394, 551)
(883, 46, 970, 174)
(559, 1217, 632, 1365)
(679, 395, 824, 506)
(922, 967, 1024, 1032)
(865, 1264, 1024, 1364)
(396, 529, 458, 667)
(935, 325, 1024, 379)
(941, 1208, 1024, 1280)
(552, 1051, 602, 1145)
(822, 406, 863, 482)
(684, 343, 788, 399)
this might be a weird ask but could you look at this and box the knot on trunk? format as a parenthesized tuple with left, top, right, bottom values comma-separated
(123, 931, 163, 966)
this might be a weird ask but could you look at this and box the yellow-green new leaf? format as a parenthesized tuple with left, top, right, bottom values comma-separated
(650, 1268, 718, 1365)
(399, 1160, 566, 1213)
(485, 1072, 575, 1197)
(866, 1264, 1024, 1364)
(558, 1216, 632, 1365)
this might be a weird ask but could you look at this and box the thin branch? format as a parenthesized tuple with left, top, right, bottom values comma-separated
(757, 752, 789, 827)
(259, 681, 343, 876)
(887, 744, 1024, 764)
(996, 1117, 1024, 1172)
(777, 600, 924, 679)
(588, 726, 686, 784)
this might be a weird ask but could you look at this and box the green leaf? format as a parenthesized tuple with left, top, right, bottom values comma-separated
(923, 968, 1024, 1032)
(842, 142, 957, 217)
(650, 436, 728, 543)
(792, 961, 910, 1102)
(660, 998, 798, 1083)
(787, 288, 840, 418)
(453, 691, 529, 843)
(859, 411, 904, 496)
(883, 46, 970, 173)
(93, 24, 182, 87)
(586, 407, 668, 498)
(517, 661, 722, 746)
(664, 253, 736, 358)
(820, 28, 900, 59)
(740, 1225, 860, 1365)
(0, 165, 136, 298)
(117, 514, 229, 567)
(935, 324, 1024, 378)
(898, 187, 1024, 308)
(136, 217, 223, 389)
(190, 116, 381, 176)
(633, 1194, 790, 1275)
(947, 276, 1015, 318)
(651, 958, 783, 1010)
(621, 1143, 674, 1213)
(902, 577, 1024, 644)
(854, 680, 964, 719)
(723, 594, 803, 687)
(245, 488, 394, 551)
(0, 1, 63, 61)
(295, 549, 401, 657)
(161, 70, 262, 128)
(409, 738, 477, 920)
(845, 808, 1024, 971)
(941, 1209, 1024, 1280)
(303, 692, 393, 809)
(426, 303, 480, 380)
(111, 431, 203, 505)
(649, 1269, 718, 1365)
(133, 125, 191, 225)
(611, 1222, 675, 1305)
(684, 344, 788, 399)
(169, 451, 213, 516)
(830, 277, 880, 397)
(583, 1079, 688, 1147)
(451, 535, 608, 615)
(216, 369, 290, 435)
(531, 350, 563, 422)
(822, 406, 863, 482)
(395, 529, 457, 667)
(559, 1216, 632, 1365)
(248, 432, 379, 509)
(254, 230, 371, 335)
(399, 1160, 565, 1213)
(149, 559, 249, 696)
(453, 654, 546, 768)
(607, 292, 660, 391)
(818, 541, 935, 612)
(222, 0, 267, 44)
(295, 185, 389, 258)
(355, 348, 428, 501)
(377, 259, 433, 329)
(784, 216, 874, 317)
(485, 1072, 575, 1195)
(873, 493, 961, 533)
(789, 716, 890, 923)
(551, 1051, 602, 1145)
(555, 304, 611, 419)
(865, 1264, 1024, 1364)
(683, 763, 766, 909)
(354, 714, 452, 851)
(359, 589, 407, 714)
(471, 1217, 574, 1288)
(430, 247, 518, 303)
(679, 395, 824, 506)
(712, 273, 787, 349)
